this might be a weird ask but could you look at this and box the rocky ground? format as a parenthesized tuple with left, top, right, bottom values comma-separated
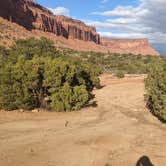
(0, 74, 165, 166)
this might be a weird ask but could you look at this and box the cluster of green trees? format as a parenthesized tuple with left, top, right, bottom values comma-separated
(0, 38, 101, 111)
(79, 51, 160, 74)
(1, 36, 165, 120)
(145, 59, 166, 122)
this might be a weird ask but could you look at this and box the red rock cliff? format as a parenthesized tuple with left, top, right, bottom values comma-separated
(0, 0, 100, 44)
(101, 38, 160, 56)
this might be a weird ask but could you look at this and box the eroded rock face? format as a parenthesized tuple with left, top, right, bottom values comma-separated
(0, 0, 100, 44)
(0, 0, 36, 30)
(0, 0, 159, 55)
(101, 38, 160, 56)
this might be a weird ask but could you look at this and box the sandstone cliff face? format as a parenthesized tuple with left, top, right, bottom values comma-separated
(0, 0, 100, 44)
(0, 0, 159, 55)
(101, 38, 160, 56)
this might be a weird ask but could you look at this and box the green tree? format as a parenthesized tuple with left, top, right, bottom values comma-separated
(0, 38, 101, 111)
(0, 62, 17, 110)
(10, 37, 57, 60)
(145, 59, 166, 121)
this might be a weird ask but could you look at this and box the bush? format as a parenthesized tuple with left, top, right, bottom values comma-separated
(0, 38, 100, 111)
(51, 84, 89, 111)
(11, 37, 56, 59)
(80, 52, 160, 74)
(145, 59, 166, 121)
(116, 71, 125, 78)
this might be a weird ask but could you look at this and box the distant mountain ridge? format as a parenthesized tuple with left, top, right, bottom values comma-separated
(0, 0, 159, 56)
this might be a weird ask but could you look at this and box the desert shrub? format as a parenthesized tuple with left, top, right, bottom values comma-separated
(145, 59, 166, 121)
(50, 84, 89, 111)
(0, 56, 46, 110)
(116, 71, 125, 78)
(0, 38, 100, 111)
(0, 62, 18, 110)
(126, 64, 139, 74)
(80, 52, 160, 74)
(9, 37, 58, 62)
(0, 46, 9, 67)
(43, 57, 99, 111)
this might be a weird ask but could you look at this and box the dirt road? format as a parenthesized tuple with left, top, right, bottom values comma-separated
(0, 74, 165, 166)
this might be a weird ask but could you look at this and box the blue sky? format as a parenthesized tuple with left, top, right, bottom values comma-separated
(37, 0, 166, 54)
(38, 0, 139, 20)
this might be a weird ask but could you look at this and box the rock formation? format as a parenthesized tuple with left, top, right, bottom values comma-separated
(0, 0, 100, 44)
(101, 38, 160, 55)
(0, 0, 160, 55)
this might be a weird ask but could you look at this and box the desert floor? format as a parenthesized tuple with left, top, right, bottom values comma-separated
(0, 74, 165, 166)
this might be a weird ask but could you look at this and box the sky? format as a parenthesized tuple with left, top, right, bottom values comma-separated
(37, 0, 166, 54)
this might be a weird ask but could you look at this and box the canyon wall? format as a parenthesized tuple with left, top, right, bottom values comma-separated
(0, 0, 160, 55)
(0, 0, 100, 44)
(101, 38, 160, 55)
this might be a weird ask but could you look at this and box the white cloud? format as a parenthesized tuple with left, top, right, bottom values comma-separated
(85, 20, 152, 34)
(48, 7, 70, 16)
(99, 32, 147, 39)
(106, 18, 138, 24)
(89, 0, 166, 53)
(92, 6, 144, 17)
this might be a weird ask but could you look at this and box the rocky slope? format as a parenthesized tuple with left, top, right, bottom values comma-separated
(101, 38, 160, 55)
(0, 0, 100, 44)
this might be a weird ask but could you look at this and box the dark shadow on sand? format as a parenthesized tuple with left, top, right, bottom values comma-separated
(136, 155, 154, 166)
(84, 101, 98, 108)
